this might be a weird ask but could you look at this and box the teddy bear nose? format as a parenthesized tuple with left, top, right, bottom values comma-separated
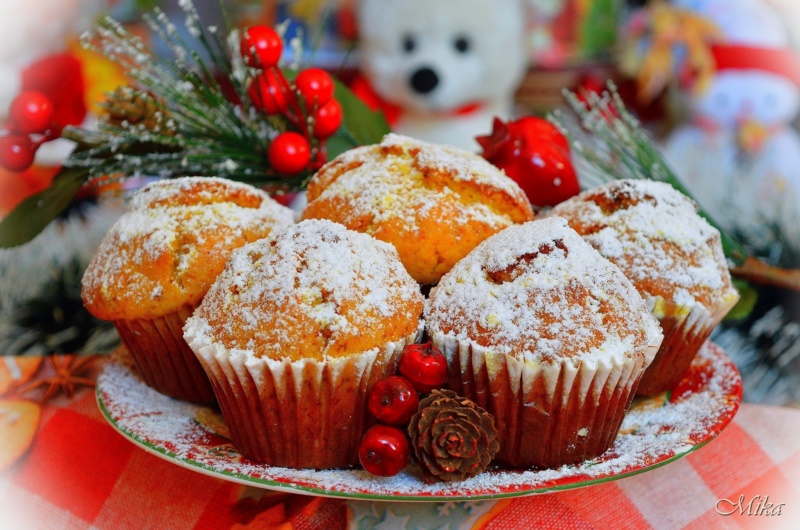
(410, 67, 439, 94)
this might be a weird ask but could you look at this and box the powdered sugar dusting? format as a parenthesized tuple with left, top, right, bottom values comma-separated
(82, 177, 294, 319)
(96, 341, 741, 499)
(303, 133, 532, 232)
(549, 180, 738, 311)
(187, 219, 423, 361)
(426, 217, 662, 365)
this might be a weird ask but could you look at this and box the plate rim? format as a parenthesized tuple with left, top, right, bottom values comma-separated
(95, 342, 742, 502)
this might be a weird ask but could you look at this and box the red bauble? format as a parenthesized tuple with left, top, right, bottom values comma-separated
(268, 132, 310, 174)
(312, 99, 342, 138)
(248, 69, 289, 115)
(477, 117, 580, 208)
(368, 376, 419, 426)
(240, 26, 283, 68)
(21, 53, 86, 131)
(9, 91, 54, 134)
(295, 68, 334, 109)
(0, 135, 36, 172)
(398, 342, 448, 394)
(358, 425, 410, 477)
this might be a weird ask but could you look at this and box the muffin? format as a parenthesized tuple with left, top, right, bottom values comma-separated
(183, 219, 424, 469)
(82, 177, 294, 403)
(301, 133, 534, 285)
(425, 217, 663, 469)
(549, 180, 739, 395)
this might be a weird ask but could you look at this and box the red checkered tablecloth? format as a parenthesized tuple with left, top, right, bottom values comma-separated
(1, 359, 799, 530)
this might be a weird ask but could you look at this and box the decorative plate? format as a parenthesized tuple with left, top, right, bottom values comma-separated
(96, 342, 741, 501)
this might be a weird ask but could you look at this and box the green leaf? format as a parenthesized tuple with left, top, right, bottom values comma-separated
(0, 166, 90, 248)
(327, 78, 390, 159)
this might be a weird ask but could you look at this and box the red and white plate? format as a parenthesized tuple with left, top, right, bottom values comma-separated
(96, 342, 742, 501)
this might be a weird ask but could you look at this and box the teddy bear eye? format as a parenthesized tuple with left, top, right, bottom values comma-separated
(402, 35, 416, 53)
(454, 36, 471, 54)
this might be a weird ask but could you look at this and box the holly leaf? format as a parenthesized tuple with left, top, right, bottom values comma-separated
(0, 166, 90, 248)
(327, 78, 390, 159)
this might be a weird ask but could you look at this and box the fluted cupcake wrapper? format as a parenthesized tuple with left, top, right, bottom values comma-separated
(113, 307, 216, 404)
(431, 330, 658, 469)
(636, 294, 739, 396)
(185, 326, 422, 470)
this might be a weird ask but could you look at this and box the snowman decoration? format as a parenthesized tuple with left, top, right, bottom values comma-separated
(664, 0, 800, 251)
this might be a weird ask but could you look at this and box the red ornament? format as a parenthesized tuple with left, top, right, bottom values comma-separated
(368, 376, 419, 426)
(21, 53, 87, 131)
(358, 425, 410, 477)
(268, 132, 311, 174)
(398, 342, 448, 394)
(9, 91, 54, 134)
(477, 117, 580, 208)
(0, 134, 36, 172)
(295, 68, 334, 109)
(312, 99, 342, 138)
(248, 69, 289, 115)
(240, 26, 283, 68)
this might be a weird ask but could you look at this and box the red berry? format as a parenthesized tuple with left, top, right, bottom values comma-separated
(398, 342, 448, 394)
(268, 132, 310, 174)
(9, 91, 54, 134)
(368, 376, 419, 426)
(0, 134, 36, 172)
(295, 68, 334, 109)
(477, 117, 579, 208)
(312, 98, 342, 138)
(240, 26, 283, 68)
(358, 425, 410, 477)
(248, 69, 289, 115)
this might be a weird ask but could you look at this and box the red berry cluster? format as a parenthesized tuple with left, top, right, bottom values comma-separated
(0, 91, 57, 172)
(240, 26, 343, 176)
(358, 342, 448, 477)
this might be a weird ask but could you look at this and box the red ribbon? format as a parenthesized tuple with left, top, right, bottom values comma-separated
(349, 74, 482, 127)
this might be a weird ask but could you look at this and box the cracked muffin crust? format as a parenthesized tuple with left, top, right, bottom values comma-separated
(301, 133, 534, 285)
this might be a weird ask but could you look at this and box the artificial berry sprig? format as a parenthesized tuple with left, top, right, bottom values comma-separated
(240, 26, 344, 177)
(0, 90, 59, 173)
(358, 341, 448, 477)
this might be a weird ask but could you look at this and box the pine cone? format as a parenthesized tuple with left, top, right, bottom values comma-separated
(101, 86, 172, 133)
(407, 389, 499, 483)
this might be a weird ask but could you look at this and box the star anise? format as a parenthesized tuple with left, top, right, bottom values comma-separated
(16, 355, 96, 403)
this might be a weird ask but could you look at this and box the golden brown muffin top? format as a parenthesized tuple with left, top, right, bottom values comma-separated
(425, 217, 662, 365)
(549, 180, 738, 314)
(82, 177, 294, 320)
(301, 134, 534, 284)
(185, 219, 424, 362)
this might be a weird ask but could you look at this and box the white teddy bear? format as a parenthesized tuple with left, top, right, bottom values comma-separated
(355, 0, 528, 151)
(665, 0, 800, 248)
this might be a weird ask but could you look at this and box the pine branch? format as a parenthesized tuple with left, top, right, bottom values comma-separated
(0, 0, 390, 248)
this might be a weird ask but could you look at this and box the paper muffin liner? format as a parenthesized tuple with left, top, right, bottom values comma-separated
(636, 295, 738, 396)
(185, 325, 422, 469)
(430, 330, 658, 469)
(113, 305, 216, 404)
